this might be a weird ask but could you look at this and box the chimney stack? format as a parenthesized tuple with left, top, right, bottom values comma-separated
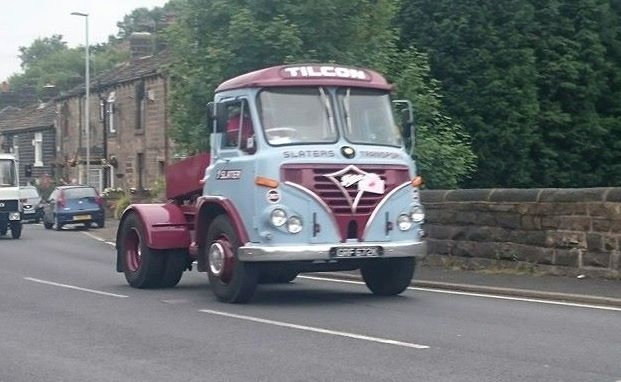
(129, 32, 154, 59)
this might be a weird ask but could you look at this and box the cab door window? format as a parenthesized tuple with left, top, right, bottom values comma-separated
(223, 100, 256, 154)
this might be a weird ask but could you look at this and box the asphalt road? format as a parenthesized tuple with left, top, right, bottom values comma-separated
(1, 224, 620, 382)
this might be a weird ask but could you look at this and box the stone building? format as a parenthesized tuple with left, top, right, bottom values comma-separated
(55, 47, 174, 193)
(0, 103, 56, 184)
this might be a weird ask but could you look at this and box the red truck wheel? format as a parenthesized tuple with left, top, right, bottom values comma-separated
(206, 215, 258, 303)
(119, 212, 164, 288)
(360, 257, 416, 296)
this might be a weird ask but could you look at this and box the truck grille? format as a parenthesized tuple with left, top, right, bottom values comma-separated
(0, 200, 18, 212)
(281, 164, 410, 240)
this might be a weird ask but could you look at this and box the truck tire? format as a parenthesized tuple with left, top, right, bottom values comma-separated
(360, 257, 416, 296)
(119, 212, 164, 288)
(158, 250, 188, 288)
(206, 215, 258, 303)
(0, 221, 6, 236)
(10, 222, 21, 239)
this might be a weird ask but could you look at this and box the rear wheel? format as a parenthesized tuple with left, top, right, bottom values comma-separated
(119, 213, 164, 288)
(10, 221, 21, 239)
(206, 215, 258, 303)
(54, 215, 62, 231)
(158, 250, 188, 288)
(0, 221, 6, 236)
(360, 257, 416, 296)
(43, 216, 53, 229)
(97, 219, 105, 228)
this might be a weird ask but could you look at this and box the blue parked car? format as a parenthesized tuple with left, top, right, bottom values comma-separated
(43, 185, 105, 230)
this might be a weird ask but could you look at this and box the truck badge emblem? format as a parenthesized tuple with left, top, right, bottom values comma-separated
(266, 189, 280, 203)
(341, 146, 355, 159)
(0, 202, 4, 207)
(324, 165, 385, 213)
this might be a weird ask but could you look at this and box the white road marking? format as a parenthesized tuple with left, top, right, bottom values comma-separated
(24, 277, 129, 298)
(299, 275, 621, 312)
(81, 231, 116, 246)
(199, 308, 429, 349)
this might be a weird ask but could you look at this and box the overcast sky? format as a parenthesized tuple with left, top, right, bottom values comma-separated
(0, 0, 169, 82)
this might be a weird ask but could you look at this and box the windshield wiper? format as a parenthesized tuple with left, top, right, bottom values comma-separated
(318, 87, 336, 134)
(343, 88, 352, 134)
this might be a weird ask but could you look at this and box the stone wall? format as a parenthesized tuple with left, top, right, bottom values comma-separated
(421, 188, 621, 279)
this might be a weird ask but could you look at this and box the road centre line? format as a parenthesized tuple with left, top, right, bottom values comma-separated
(299, 275, 621, 312)
(24, 277, 129, 298)
(199, 308, 429, 349)
(81, 231, 116, 247)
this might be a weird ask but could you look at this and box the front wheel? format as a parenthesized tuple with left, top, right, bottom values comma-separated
(119, 212, 164, 288)
(206, 215, 258, 303)
(10, 221, 21, 239)
(360, 257, 416, 296)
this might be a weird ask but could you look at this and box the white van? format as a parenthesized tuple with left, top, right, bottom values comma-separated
(0, 153, 22, 239)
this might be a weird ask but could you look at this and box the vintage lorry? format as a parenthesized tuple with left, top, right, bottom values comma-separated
(0, 153, 22, 239)
(115, 64, 426, 303)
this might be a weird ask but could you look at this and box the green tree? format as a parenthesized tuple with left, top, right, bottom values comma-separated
(18, 35, 67, 69)
(399, 0, 539, 188)
(531, 0, 618, 187)
(167, 0, 475, 188)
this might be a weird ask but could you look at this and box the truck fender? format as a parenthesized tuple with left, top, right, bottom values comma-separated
(194, 196, 249, 272)
(116, 203, 191, 272)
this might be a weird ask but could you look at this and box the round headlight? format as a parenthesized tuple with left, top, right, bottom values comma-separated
(287, 216, 303, 234)
(397, 214, 412, 231)
(270, 208, 287, 227)
(410, 206, 425, 223)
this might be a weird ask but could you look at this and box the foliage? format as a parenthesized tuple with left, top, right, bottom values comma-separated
(6, 36, 129, 101)
(114, 195, 132, 219)
(388, 48, 476, 189)
(398, 0, 621, 188)
(102, 187, 125, 200)
(166, 0, 475, 188)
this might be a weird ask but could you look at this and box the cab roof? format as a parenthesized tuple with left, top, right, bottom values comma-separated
(216, 64, 393, 93)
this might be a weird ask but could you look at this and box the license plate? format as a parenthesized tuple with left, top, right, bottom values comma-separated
(73, 214, 91, 221)
(24, 210, 34, 214)
(330, 246, 382, 258)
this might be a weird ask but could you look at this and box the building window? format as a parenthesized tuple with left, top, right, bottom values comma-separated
(107, 92, 116, 134)
(137, 153, 145, 190)
(135, 81, 146, 131)
(11, 135, 19, 159)
(34, 132, 43, 166)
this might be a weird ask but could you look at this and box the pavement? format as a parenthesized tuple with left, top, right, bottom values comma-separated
(94, 218, 621, 307)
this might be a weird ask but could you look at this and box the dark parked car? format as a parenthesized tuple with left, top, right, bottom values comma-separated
(43, 185, 105, 230)
(20, 185, 43, 223)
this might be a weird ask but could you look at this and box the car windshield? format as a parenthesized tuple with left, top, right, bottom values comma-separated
(337, 88, 402, 147)
(20, 188, 40, 198)
(257, 87, 337, 146)
(64, 187, 97, 199)
(0, 159, 17, 187)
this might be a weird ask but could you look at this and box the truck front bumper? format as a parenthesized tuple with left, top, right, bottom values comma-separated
(238, 240, 426, 262)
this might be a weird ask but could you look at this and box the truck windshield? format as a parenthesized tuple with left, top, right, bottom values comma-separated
(337, 88, 402, 147)
(258, 87, 337, 146)
(0, 159, 17, 187)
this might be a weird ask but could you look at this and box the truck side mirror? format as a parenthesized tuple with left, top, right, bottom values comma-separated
(401, 109, 412, 139)
(206, 102, 228, 134)
(392, 99, 415, 151)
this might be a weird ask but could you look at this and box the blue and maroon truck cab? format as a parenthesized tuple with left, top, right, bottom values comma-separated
(116, 64, 426, 303)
